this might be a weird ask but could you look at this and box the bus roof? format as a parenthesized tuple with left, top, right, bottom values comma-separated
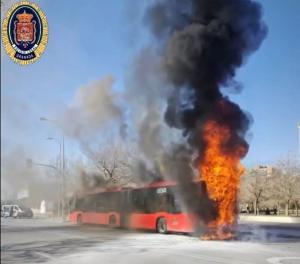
(135, 180, 178, 189)
(76, 187, 123, 197)
(74, 179, 202, 198)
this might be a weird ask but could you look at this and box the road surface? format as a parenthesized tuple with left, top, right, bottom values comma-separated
(1, 218, 300, 264)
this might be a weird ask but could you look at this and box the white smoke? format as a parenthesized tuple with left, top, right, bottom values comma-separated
(58, 76, 122, 141)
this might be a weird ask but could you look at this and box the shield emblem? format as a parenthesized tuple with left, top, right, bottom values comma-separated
(2, 1, 48, 65)
(16, 22, 34, 42)
(14, 11, 36, 46)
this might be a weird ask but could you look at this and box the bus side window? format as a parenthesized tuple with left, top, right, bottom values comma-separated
(105, 193, 113, 212)
(142, 188, 168, 213)
(101, 192, 120, 213)
(172, 197, 182, 214)
(95, 193, 106, 212)
(145, 190, 155, 213)
(77, 198, 86, 211)
(167, 188, 182, 214)
(80, 196, 96, 212)
(155, 191, 167, 212)
(132, 189, 148, 213)
(109, 192, 121, 212)
(167, 193, 174, 213)
(131, 190, 140, 212)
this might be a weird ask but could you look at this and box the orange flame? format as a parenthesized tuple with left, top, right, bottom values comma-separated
(199, 120, 245, 240)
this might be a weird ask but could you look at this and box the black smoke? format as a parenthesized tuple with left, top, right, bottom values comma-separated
(144, 0, 267, 224)
(145, 0, 267, 158)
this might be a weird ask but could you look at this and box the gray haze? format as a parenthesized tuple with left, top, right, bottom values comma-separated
(58, 76, 122, 141)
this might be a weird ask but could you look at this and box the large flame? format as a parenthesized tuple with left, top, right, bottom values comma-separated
(199, 120, 245, 240)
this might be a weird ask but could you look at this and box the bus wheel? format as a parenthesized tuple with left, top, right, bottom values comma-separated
(156, 218, 167, 234)
(77, 215, 82, 225)
(109, 215, 116, 227)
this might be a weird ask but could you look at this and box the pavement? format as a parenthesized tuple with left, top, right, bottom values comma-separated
(1, 217, 300, 264)
(239, 215, 300, 224)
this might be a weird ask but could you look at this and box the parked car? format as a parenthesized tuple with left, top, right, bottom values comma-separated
(1, 205, 12, 217)
(1, 204, 33, 218)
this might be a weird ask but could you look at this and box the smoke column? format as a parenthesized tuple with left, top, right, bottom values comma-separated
(144, 0, 267, 239)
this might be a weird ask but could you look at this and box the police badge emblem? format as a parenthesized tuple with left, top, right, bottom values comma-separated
(2, 1, 48, 65)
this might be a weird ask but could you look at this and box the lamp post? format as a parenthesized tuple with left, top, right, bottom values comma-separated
(40, 117, 66, 220)
(47, 137, 62, 168)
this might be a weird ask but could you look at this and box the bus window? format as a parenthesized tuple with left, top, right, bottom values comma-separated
(105, 192, 121, 212)
(146, 188, 168, 213)
(169, 195, 182, 214)
(131, 187, 180, 214)
(131, 189, 149, 213)
(86, 195, 97, 211)
(167, 187, 182, 214)
(93, 192, 121, 213)
(75, 197, 85, 211)
(76, 195, 97, 212)
(95, 193, 107, 212)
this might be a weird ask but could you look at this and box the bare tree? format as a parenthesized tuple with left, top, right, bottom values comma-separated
(83, 141, 138, 189)
(240, 168, 270, 215)
(271, 156, 300, 216)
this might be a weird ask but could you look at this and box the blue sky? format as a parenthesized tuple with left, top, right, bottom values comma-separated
(1, 0, 300, 167)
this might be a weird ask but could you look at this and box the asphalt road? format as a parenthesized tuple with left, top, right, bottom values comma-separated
(1, 218, 300, 264)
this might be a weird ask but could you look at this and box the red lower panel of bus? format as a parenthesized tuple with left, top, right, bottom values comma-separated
(129, 213, 195, 233)
(69, 211, 120, 226)
(165, 213, 195, 233)
(70, 211, 195, 233)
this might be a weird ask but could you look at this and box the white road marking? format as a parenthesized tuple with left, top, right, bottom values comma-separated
(34, 251, 56, 260)
(267, 257, 300, 264)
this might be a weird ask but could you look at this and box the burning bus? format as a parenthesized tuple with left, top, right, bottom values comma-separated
(65, 0, 267, 241)
(68, 180, 206, 233)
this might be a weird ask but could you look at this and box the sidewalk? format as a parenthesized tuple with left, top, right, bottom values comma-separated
(239, 215, 300, 224)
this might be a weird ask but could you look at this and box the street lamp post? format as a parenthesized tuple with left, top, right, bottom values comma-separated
(47, 137, 62, 171)
(40, 117, 66, 220)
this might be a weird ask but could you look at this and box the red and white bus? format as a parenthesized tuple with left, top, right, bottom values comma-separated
(69, 181, 201, 233)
